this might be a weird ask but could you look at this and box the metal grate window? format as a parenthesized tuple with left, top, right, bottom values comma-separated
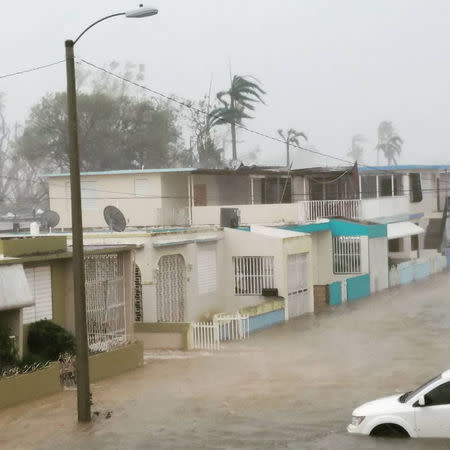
(233, 256, 274, 295)
(134, 265, 143, 322)
(85, 253, 126, 351)
(333, 236, 361, 274)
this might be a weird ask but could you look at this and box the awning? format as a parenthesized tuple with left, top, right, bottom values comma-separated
(0, 264, 33, 311)
(387, 221, 425, 240)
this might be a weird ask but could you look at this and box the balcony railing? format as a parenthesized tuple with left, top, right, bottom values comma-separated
(300, 199, 361, 222)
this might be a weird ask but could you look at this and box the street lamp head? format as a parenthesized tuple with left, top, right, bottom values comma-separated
(125, 5, 158, 18)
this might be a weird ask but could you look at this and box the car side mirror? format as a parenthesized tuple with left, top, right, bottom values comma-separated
(418, 396, 425, 407)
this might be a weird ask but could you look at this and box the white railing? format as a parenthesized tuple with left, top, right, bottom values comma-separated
(300, 199, 361, 222)
(190, 321, 220, 351)
(213, 312, 249, 341)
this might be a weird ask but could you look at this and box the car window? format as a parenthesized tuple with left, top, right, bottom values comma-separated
(401, 374, 442, 403)
(425, 381, 450, 406)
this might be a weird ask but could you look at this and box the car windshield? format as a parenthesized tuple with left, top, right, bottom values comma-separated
(399, 374, 442, 403)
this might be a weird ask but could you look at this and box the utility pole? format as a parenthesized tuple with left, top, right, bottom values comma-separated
(65, 39, 91, 423)
(64, 5, 158, 423)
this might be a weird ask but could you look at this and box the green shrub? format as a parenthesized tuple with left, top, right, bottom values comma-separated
(27, 320, 76, 361)
(0, 324, 18, 370)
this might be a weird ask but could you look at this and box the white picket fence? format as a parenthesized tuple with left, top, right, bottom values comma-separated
(190, 312, 250, 351)
(190, 321, 220, 351)
(214, 312, 250, 341)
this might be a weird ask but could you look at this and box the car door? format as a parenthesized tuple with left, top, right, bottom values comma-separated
(414, 381, 450, 438)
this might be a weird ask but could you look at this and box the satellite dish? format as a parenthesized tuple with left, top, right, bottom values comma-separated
(40, 210, 60, 229)
(229, 159, 243, 170)
(103, 206, 126, 232)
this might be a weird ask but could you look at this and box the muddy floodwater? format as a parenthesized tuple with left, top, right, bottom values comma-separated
(1, 271, 449, 449)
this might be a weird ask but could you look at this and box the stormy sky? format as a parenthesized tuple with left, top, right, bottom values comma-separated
(2, 0, 450, 168)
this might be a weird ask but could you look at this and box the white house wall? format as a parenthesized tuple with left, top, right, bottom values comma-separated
(310, 231, 370, 285)
(49, 173, 163, 229)
(81, 231, 225, 323)
(368, 237, 389, 292)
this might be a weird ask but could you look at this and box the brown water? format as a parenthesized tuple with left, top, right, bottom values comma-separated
(1, 271, 449, 449)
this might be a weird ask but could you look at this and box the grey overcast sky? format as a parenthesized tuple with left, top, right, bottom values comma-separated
(1, 0, 450, 168)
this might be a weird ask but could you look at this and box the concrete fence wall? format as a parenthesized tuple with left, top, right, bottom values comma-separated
(389, 254, 447, 287)
(239, 299, 285, 332)
(0, 363, 61, 410)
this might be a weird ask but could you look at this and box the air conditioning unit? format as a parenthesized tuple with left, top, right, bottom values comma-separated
(220, 208, 240, 228)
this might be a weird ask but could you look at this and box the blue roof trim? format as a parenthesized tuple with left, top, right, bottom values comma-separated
(359, 165, 450, 172)
(44, 168, 196, 178)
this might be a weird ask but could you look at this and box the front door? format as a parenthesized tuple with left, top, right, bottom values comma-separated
(287, 253, 310, 318)
(156, 254, 186, 322)
(415, 381, 450, 438)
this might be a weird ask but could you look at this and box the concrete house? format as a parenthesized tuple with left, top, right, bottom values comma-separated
(0, 235, 138, 356)
(75, 224, 313, 348)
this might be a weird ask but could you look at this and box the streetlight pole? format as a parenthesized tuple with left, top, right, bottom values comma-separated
(65, 5, 158, 423)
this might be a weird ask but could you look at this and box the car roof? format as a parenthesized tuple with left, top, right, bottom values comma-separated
(442, 370, 450, 379)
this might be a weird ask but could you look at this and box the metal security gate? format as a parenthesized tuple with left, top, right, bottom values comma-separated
(85, 254, 126, 351)
(287, 253, 310, 318)
(156, 254, 186, 322)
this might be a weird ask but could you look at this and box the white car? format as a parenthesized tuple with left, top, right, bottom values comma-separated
(348, 369, 450, 438)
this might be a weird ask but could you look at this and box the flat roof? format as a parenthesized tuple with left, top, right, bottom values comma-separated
(359, 164, 450, 172)
(44, 168, 196, 178)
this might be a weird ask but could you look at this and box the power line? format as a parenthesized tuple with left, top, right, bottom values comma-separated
(0, 60, 66, 80)
(78, 58, 450, 178)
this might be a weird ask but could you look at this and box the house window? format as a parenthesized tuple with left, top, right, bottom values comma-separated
(22, 266, 52, 324)
(84, 253, 126, 351)
(332, 236, 361, 274)
(409, 173, 423, 203)
(194, 184, 207, 206)
(135, 179, 150, 197)
(411, 234, 419, 251)
(360, 176, 377, 199)
(388, 238, 403, 253)
(197, 248, 217, 294)
(81, 181, 97, 210)
(233, 256, 274, 295)
(379, 176, 392, 197)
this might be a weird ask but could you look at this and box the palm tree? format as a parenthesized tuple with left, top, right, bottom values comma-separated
(209, 75, 265, 161)
(347, 134, 365, 162)
(375, 121, 403, 165)
(277, 128, 308, 167)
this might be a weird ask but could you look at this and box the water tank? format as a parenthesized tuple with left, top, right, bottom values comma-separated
(30, 222, 40, 236)
(220, 208, 240, 228)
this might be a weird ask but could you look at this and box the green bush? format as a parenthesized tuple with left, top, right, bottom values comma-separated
(0, 324, 18, 370)
(27, 320, 76, 361)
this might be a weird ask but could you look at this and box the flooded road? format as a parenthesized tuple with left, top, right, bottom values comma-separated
(1, 271, 449, 449)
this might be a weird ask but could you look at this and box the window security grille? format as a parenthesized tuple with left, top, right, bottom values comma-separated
(332, 236, 361, 274)
(233, 256, 274, 295)
(85, 253, 126, 351)
(134, 265, 143, 322)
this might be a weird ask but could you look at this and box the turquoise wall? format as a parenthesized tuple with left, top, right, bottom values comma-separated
(346, 274, 371, 301)
(329, 282, 342, 305)
(283, 219, 387, 239)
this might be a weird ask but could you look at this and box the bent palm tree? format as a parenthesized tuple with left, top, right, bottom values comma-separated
(209, 75, 265, 161)
(347, 134, 365, 162)
(376, 136, 403, 165)
(375, 121, 403, 165)
(277, 128, 308, 167)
